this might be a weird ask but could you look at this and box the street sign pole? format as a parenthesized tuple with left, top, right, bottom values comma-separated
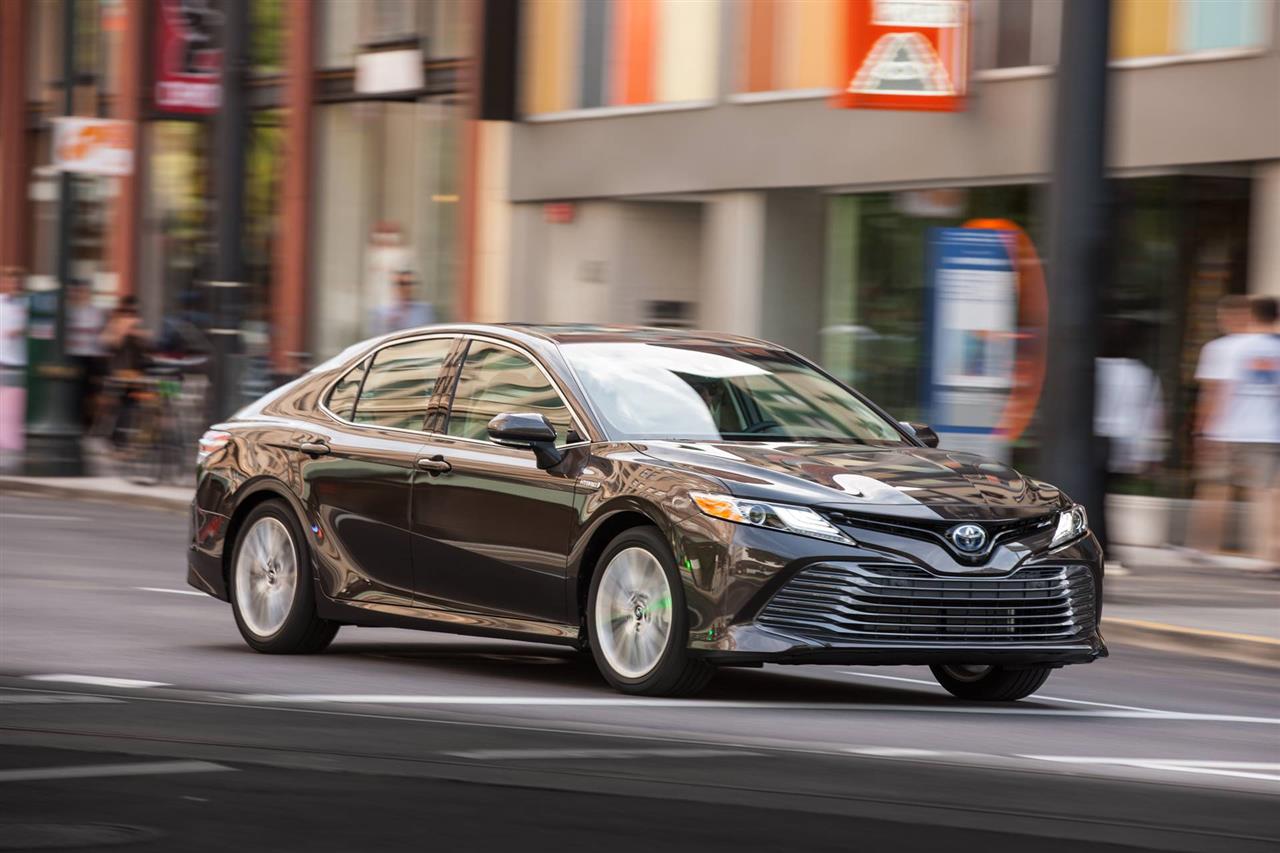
(209, 0, 249, 422)
(1040, 0, 1112, 543)
(24, 0, 85, 476)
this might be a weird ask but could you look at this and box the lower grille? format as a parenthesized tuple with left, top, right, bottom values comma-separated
(757, 563, 1095, 645)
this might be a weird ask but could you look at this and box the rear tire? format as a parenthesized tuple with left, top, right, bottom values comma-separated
(229, 500, 338, 654)
(930, 664, 1052, 701)
(587, 527, 714, 697)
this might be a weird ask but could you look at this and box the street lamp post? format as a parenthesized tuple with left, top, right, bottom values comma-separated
(1040, 0, 1112, 542)
(24, 0, 85, 476)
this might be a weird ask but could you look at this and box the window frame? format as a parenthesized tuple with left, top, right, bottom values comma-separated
(319, 333, 460, 436)
(439, 335, 596, 449)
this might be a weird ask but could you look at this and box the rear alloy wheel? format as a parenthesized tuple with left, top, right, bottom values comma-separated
(930, 663, 1052, 701)
(587, 527, 713, 696)
(230, 501, 338, 654)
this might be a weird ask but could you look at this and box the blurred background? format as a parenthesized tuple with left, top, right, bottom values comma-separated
(0, 3, 1278, 850)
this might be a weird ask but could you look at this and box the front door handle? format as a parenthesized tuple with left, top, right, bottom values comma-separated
(297, 441, 330, 456)
(416, 455, 452, 475)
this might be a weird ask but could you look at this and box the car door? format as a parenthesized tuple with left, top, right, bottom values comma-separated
(300, 336, 456, 607)
(410, 338, 584, 624)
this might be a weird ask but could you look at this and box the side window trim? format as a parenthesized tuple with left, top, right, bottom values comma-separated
(321, 333, 457, 436)
(443, 336, 592, 448)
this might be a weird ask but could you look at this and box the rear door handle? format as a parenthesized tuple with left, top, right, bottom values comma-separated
(416, 455, 452, 474)
(297, 441, 330, 456)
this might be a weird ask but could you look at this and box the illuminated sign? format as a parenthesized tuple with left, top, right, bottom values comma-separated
(837, 0, 970, 112)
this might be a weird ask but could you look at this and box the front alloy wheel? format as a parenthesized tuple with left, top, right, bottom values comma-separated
(587, 528, 713, 696)
(930, 663, 1052, 701)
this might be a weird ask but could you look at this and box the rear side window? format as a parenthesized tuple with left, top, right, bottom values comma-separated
(446, 341, 577, 446)
(326, 359, 367, 420)
(353, 338, 453, 431)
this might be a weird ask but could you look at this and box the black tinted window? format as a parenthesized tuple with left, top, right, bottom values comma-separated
(353, 338, 453, 431)
(326, 358, 367, 420)
(446, 342, 576, 446)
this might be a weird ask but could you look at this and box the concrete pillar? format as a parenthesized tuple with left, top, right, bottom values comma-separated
(0, 0, 28, 282)
(273, 0, 314, 371)
(109, 0, 144, 298)
(700, 192, 764, 337)
(761, 190, 825, 358)
(1249, 161, 1280, 298)
(472, 121, 513, 323)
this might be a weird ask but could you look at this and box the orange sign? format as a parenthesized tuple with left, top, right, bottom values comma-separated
(836, 0, 970, 112)
(51, 117, 134, 176)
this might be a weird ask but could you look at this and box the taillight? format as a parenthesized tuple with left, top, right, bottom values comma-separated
(197, 430, 232, 463)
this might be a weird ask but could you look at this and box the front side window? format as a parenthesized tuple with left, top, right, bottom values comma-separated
(563, 342, 909, 445)
(352, 338, 453, 430)
(446, 342, 577, 446)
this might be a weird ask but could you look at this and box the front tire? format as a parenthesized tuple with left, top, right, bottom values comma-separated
(230, 500, 338, 654)
(930, 663, 1052, 701)
(587, 527, 713, 697)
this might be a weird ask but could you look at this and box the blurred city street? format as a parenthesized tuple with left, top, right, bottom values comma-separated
(2, 488, 1278, 850)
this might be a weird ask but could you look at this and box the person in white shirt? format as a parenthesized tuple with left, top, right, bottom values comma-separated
(1216, 298, 1280, 563)
(1189, 295, 1252, 554)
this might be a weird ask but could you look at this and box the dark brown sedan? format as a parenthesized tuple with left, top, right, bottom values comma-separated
(189, 324, 1105, 700)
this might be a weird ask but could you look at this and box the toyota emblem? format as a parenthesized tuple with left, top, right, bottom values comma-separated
(948, 523, 987, 553)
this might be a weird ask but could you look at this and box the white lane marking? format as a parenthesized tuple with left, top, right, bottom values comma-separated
(0, 512, 88, 521)
(25, 675, 170, 689)
(839, 670, 1183, 715)
(136, 587, 208, 597)
(0, 760, 234, 783)
(237, 694, 1280, 724)
(0, 694, 122, 705)
(445, 747, 762, 761)
(1024, 755, 1280, 784)
(849, 747, 945, 757)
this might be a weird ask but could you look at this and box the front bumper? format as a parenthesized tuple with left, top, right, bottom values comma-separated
(676, 517, 1107, 667)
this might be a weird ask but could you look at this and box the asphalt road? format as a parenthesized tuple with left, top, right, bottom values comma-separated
(1, 493, 1277, 852)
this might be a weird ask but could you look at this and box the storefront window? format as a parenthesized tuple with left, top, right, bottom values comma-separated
(736, 0, 842, 93)
(250, 0, 285, 76)
(1112, 0, 1269, 59)
(311, 98, 462, 359)
(822, 176, 1252, 496)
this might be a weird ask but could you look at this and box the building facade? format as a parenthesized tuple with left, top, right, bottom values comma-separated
(487, 0, 1280, 498)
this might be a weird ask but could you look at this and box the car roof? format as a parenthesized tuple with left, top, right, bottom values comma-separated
(380, 322, 776, 350)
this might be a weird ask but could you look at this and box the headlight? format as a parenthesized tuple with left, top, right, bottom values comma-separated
(1050, 504, 1089, 549)
(690, 492, 853, 545)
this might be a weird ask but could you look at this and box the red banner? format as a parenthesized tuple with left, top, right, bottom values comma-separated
(154, 0, 223, 114)
(836, 0, 970, 112)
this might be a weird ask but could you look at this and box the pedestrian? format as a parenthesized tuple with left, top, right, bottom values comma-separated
(367, 270, 435, 337)
(1188, 295, 1252, 554)
(0, 269, 28, 455)
(1216, 297, 1280, 564)
(99, 295, 152, 449)
(1094, 321, 1166, 555)
(66, 280, 107, 429)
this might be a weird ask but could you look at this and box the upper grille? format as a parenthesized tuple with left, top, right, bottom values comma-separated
(757, 563, 1095, 645)
(819, 510, 1057, 559)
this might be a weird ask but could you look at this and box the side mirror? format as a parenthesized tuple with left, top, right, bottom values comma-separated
(902, 421, 940, 448)
(487, 412, 563, 469)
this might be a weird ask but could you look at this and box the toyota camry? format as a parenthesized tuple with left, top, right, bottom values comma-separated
(189, 324, 1105, 700)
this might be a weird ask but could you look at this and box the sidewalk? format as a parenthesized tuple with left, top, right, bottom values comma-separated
(0, 474, 1276, 668)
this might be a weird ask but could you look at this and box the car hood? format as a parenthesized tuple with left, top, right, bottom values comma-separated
(634, 440, 1066, 522)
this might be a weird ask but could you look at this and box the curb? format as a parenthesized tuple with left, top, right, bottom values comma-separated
(1104, 618, 1280, 670)
(0, 477, 191, 513)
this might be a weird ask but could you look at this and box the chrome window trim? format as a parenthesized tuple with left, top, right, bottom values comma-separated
(316, 331, 598, 446)
(445, 334, 597, 447)
(317, 333, 459, 438)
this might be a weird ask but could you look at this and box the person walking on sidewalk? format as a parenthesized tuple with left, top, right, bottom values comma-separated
(1189, 295, 1252, 555)
(66, 280, 107, 429)
(1214, 297, 1280, 565)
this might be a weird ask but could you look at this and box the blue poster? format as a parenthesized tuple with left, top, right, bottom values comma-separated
(925, 228, 1017, 459)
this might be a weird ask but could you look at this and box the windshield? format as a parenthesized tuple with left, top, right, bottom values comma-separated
(562, 342, 909, 445)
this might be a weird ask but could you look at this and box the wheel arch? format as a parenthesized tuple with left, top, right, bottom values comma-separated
(222, 478, 309, 591)
(569, 499, 677, 631)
